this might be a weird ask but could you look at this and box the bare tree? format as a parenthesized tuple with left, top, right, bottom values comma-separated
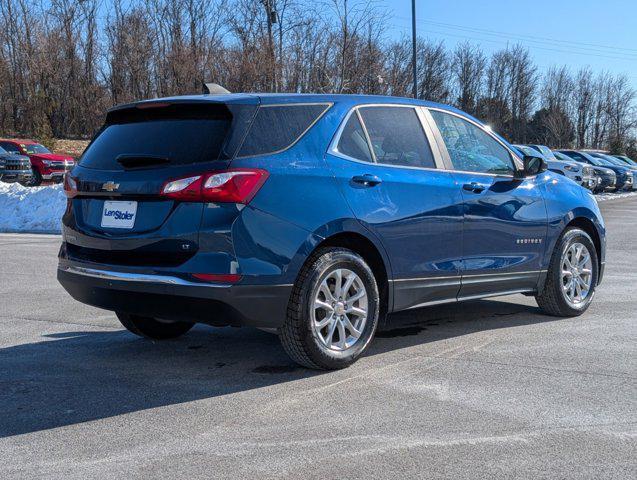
(451, 42, 485, 115)
(0, 0, 635, 153)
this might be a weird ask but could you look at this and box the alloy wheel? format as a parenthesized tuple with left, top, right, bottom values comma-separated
(561, 242, 593, 306)
(311, 268, 368, 351)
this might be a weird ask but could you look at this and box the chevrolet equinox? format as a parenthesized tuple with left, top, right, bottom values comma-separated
(58, 93, 606, 369)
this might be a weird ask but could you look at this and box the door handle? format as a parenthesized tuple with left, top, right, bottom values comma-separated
(351, 174, 382, 187)
(462, 182, 486, 193)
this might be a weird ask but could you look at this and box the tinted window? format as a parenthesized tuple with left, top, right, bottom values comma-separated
(430, 110, 515, 174)
(237, 104, 329, 157)
(358, 106, 435, 168)
(336, 113, 373, 162)
(0, 145, 6, 154)
(80, 103, 256, 170)
(0, 142, 20, 154)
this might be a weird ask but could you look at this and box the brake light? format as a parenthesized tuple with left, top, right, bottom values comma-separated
(63, 174, 78, 198)
(161, 169, 269, 203)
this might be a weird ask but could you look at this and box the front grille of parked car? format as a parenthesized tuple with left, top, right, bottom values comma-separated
(4, 163, 28, 171)
(65, 240, 198, 268)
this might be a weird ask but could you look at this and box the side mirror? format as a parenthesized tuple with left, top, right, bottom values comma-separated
(518, 155, 547, 177)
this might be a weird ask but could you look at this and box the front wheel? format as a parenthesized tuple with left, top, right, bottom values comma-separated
(279, 247, 380, 370)
(536, 228, 598, 317)
(116, 312, 194, 339)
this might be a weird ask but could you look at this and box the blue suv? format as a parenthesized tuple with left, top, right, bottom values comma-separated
(58, 94, 606, 369)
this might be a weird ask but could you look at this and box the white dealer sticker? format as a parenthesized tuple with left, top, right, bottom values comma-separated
(101, 201, 137, 229)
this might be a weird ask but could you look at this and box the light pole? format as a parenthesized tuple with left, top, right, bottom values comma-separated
(411, 0, 417, 98)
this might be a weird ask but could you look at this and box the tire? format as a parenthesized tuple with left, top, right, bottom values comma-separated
(116, 312, 194, 340)
(536, 228, 598, 317)
(279, 247, 380, 370)
(21, 169, 42, 187)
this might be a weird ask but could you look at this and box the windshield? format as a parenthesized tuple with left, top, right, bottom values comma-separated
(591, 156, 617, 167)
(616, 155, 637, 166)
(80, 102, 257, 170)
(23, 143, 51, 154)
(554, 151, 571, 161)
(0, 146, 6, 154)
(514, 145, 537, 157)
(535, 145, 557, 161)
(600, 155, 628, 167)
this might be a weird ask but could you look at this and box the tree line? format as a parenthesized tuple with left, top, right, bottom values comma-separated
(1, 0, 635, 155)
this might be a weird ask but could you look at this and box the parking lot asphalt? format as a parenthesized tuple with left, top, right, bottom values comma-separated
(1, 197, 636, 479)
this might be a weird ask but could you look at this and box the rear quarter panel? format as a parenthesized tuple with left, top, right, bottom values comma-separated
(230, 100, 392, 286)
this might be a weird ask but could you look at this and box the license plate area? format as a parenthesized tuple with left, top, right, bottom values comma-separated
(101, 200, 137, 229)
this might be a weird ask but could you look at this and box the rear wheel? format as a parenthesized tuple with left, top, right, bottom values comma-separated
(116, 312, 194, 340)
(279, 247, 380, 370)
(536, 228, 598, 317)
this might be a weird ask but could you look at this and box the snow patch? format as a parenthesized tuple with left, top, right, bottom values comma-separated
(0, 183, 66, 233)
(595, 191, 637, 202)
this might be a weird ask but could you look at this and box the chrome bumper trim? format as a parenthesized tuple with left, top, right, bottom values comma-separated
(59, 265, 228, 288)
(59, 265, 294, 289)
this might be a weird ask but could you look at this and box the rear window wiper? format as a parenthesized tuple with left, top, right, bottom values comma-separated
(116, 154, 170, 169)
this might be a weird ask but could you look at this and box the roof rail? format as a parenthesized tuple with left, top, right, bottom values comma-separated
(202, 82, 231, 95)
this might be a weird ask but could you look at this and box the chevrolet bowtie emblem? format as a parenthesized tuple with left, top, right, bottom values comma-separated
(102, 181, 119, 192)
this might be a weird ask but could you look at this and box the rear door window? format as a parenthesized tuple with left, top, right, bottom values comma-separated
(357, 106, 436, 169)
(79, 102, 257, 170)
(237, 104, 330, 157)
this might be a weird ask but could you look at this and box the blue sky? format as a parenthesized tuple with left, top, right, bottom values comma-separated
(383, 0, 637, 84)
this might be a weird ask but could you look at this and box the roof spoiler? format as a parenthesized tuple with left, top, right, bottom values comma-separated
(202, 82, 231, 95)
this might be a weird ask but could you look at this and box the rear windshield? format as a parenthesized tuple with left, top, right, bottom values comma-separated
(237, 104, 330, 157)
(80, 103, 257, 170)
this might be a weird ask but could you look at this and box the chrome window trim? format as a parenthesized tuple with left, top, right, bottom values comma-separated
(235, 102, 333, 159)
(425, 106, 524, 178)
(327, 103, 447, 172)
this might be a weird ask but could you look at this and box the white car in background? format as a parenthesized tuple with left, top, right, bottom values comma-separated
(514, 144, 596, 190)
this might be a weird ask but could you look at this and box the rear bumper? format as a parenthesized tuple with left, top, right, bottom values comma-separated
(57, 263, 292, 328)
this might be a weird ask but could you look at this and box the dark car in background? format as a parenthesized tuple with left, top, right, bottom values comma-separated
(585, 152, 635, 190)
(0, 145, 33, 184)
(57, 93, 606, 369)
(0, 139, 75, 186)
(558, 150, 630, 192)
(588, 152, 637, 188)
(553, 151, 610, 193)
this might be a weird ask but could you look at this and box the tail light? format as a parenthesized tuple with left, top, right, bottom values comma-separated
(63, 174, 78, 198)
(161, 169, 269, 204)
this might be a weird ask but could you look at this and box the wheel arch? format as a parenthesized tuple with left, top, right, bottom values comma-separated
(293, 229, 393, 324)
(565, 216, 603, 278)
